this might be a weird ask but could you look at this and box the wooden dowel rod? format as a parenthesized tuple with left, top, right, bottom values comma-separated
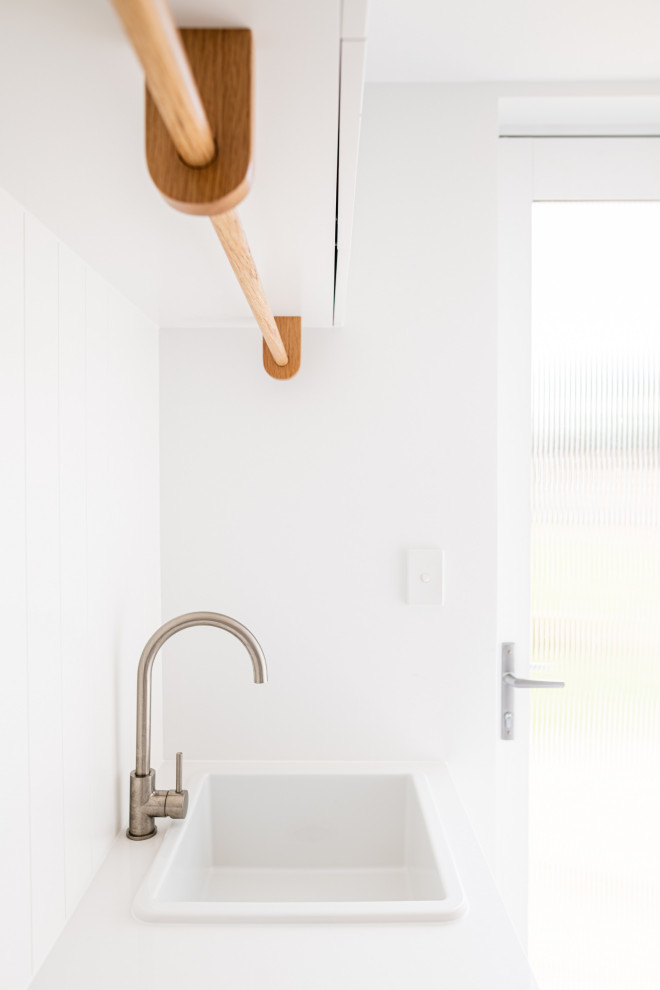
(111, 0, 216, 168)
(210, 210, 289, 367)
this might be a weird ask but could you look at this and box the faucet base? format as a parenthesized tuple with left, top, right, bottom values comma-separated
(126, 825, 158, 841)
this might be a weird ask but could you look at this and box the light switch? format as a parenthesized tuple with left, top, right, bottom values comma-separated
(406, 548, 444, 606)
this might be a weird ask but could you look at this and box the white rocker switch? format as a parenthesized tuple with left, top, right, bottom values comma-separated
(406, 549, 444, 606)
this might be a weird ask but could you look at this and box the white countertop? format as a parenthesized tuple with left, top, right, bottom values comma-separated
(30, 762, 537, 990)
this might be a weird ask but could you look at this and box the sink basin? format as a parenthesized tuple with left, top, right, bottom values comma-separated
(132, 770, 467, 923)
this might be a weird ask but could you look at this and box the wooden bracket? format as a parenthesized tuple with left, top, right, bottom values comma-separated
(145, 29, 252, 216)
(263, 318, 301, 380)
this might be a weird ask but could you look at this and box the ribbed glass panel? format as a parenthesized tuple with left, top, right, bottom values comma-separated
(529, 203, 660, 990)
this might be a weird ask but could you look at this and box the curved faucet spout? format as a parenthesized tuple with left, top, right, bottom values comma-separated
(135, 611, 267, 778)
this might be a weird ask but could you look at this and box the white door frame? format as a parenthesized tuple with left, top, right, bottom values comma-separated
(495, 136, 660, 945)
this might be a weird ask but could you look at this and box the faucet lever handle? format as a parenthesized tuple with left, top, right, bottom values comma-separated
(175, 751, 183, 793)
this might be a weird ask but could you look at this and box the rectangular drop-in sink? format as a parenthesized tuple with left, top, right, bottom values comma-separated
(132, 771, 467, 923)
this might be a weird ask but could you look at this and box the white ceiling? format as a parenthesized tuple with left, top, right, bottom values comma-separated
(366, 0, 660, 82)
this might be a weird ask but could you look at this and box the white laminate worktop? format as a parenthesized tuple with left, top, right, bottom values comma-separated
(30, 762, 537, 990)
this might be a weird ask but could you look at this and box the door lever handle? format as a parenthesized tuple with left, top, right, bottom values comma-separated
(501, 642, 565, 740)
(502, 672, 565, 690)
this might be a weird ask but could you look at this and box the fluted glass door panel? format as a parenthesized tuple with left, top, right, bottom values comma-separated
(529, 203, 660, 990)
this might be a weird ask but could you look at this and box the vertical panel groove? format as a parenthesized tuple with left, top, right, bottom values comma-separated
(83, 266, 94, 887)
(22, 209, 34, 979)
(57, 242, 67, 921)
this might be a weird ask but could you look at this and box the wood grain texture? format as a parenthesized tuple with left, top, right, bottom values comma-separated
(111, 0, 215, 168)
(210, 209, 289, 367)
(146, 29, 252, 216)
(263, 316, 301, 379)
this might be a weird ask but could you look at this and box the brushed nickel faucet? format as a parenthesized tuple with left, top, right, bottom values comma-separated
(127, 611, 267, 840)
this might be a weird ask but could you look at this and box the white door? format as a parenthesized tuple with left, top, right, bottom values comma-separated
(496, 137, 660, 974)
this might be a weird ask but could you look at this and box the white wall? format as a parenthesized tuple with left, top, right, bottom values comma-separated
(159, 85, 500, 851)
(0, 190, 161, 990)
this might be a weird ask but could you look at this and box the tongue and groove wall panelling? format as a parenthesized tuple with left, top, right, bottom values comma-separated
(0, 189, 161, 989)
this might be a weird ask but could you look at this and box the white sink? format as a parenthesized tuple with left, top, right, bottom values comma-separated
(132, 770, 467, 923)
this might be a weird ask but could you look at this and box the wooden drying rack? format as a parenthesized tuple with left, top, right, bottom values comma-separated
(112, 0, 301, 379)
